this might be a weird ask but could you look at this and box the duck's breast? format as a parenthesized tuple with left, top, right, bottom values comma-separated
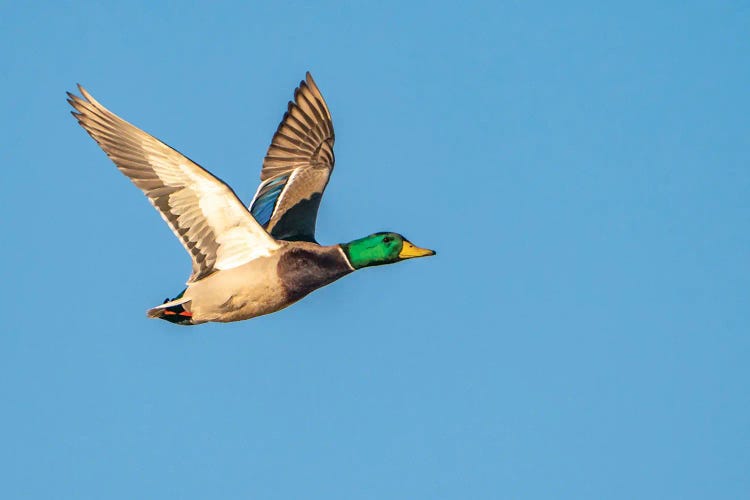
(277, 245, 353, 303)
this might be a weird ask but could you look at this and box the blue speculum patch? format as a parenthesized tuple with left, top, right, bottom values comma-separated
(250, 175, 289, 227)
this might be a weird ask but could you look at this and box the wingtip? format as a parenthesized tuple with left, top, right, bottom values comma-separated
(304, 72, 324, 98)
(76, 83, 98, 105)
(66, 84, 87, 102)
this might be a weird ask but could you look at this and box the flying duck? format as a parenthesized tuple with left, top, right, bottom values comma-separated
(68, 73, 435, 325)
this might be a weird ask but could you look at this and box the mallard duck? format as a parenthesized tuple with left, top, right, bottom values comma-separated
(68, 73, 435, 325)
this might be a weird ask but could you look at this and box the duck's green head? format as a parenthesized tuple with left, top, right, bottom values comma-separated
(341, 232, 436, 269)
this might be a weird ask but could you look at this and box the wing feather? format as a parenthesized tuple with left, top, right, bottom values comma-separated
(68, 85, 279, 282)
(249, 72, 335, 242)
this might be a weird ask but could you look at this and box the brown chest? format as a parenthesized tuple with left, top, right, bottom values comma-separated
(277, 246, 353, 302)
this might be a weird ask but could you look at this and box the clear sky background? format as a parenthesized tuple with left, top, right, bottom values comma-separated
(1, 1, 748, 499)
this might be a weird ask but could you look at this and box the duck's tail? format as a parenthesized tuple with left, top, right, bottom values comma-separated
(147, 295, 195, 325)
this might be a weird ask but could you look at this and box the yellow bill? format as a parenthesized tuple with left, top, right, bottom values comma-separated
(399, 241, 436, 259)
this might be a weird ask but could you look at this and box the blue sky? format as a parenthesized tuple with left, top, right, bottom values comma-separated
(1, 1, 748, 498)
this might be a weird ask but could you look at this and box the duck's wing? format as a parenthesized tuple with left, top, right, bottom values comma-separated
(249, 72, 335, 242)
(68, 85, 280, 283)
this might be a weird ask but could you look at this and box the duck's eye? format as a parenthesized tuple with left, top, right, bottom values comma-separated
(382, 236, 392, 244)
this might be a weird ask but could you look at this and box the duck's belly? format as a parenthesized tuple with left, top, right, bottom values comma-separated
(183, 264, 292, 323)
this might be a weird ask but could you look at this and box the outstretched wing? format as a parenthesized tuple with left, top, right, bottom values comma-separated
(68, 85, 279, 282)
(249, 72, 335, 242)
